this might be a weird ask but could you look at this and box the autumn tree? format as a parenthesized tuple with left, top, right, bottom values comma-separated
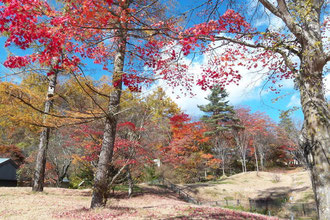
(0, 0, 84, 192)
(231, 108, 252, 173)
(0, 0, 174, 202)
(160, 114, 215, 183)
(68, 0, 181, 207)
(278, 110, 305, 166)
(249, 111, 274, 174)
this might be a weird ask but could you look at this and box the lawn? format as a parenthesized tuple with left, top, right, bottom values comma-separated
(0, 186, 280, 220)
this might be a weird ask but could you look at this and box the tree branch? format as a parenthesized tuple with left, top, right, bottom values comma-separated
(259, 0, 283, 19)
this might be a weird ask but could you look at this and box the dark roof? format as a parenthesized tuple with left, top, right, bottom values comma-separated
(0, 158, 19, 169)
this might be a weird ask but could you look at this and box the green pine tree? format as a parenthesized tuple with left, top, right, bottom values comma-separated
(198, 86, 239, 176)
(198, 86, 238, 135)
(279, 109, 296, 135)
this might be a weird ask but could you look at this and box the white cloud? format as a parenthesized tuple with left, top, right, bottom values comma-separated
(287, 93, 301, 107)
(142, 15, 329, 117)
(148, 46, 272, 116)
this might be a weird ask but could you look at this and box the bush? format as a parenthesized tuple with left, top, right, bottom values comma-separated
(69, 163, 94, 189)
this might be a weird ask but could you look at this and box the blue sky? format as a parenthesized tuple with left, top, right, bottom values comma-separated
(0, 0, 329, 124)
(156, 0, 329, 123)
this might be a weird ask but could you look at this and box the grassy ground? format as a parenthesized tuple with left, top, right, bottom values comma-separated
(0, 186, 280, 220)
(184, 168, 313, 203)
(182, 168, 316, 219)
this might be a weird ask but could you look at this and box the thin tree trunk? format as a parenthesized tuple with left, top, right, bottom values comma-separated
(90, 6, 128, 208)
(259, 151, 264, 171)
(127, 166, 133, 198)
(243, 158, 246, 172)
(241, 151, 247, 173)
(241, 159, 244, 173)
(254, 145, 259, 175)
(239, 146, 245, 173)
(221, 154, 225, 176)
(32, 71, 58, 192)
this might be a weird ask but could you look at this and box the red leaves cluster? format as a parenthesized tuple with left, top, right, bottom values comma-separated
(0, 0, 103, 73)
(3, 56, 30, 68)
(69, 122, 152, 168)
(179, 10, 251, 55)
(0, 0, 294, 94)
(162, 114, 211, 167)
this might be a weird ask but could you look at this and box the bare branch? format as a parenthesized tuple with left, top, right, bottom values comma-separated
(259, 0, 283, 19)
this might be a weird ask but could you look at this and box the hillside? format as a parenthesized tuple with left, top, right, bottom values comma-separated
(184, 169, 313, 202)
(182, 169, 315, 218)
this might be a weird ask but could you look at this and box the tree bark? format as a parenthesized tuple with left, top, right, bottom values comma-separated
(296, 4, 329, 219)
(298, 55, 330, 220)
(221, 154, 225, 176)
(259, 151, 264, 171)
(127, 166, 133, 197)
(241, 159, 244, 173)
(90, 5, 128, 208)
(254, 145, 259, 175)
(32, 71, 58, 192)
(241, 150, 247, 173)
(256, 1, 329, 218)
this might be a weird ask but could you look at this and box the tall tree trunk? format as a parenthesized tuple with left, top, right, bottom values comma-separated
(241, 151, 247, 173)
(297, 9, 329, 219)
(256, 1, 329, 218)
(298, 56, 330, 219)
(254, 145, 259, 175)
(243, 157, 246, 172)
(32, 71, 58, 192)
(259, 151, 264, 171)
(221, 154, 225, 176)
(241, 159, 244, 173)
(255, 1, 329, 218)
(90, 7, 128, 208)
(127, 165, 133, 198)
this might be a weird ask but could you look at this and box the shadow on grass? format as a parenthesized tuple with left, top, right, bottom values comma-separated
(108, 184, 187, 203)
(255, 186, 309, 200)
(180, 179, 233, 195)
(252, 186, 310, 211)
(159, 207, 279, 220)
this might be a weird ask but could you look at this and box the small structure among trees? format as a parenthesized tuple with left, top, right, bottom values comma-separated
(0, 158, 18, 187)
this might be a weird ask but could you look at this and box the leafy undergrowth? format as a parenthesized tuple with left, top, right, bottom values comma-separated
(0, 187, 280, 220)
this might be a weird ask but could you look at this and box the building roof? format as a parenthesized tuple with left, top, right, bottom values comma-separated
(0, 158, 10, 164)
(0, 158, 18, 168)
